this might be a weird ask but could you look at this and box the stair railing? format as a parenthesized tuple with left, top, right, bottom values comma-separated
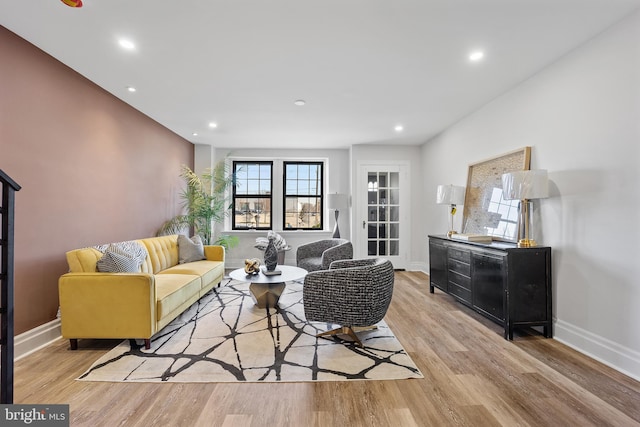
(0, 169, 21, 404)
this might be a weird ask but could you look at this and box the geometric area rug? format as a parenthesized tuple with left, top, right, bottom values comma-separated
(77, 280, 423, 383)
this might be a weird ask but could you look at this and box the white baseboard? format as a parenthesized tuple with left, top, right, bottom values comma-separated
(14, 318, 62, 361)
(554, 319, 640, 382)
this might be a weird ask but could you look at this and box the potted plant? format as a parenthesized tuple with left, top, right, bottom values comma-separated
(158, 162, 239, 249)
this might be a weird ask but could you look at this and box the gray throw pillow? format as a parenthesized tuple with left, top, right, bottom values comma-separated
(178, 234, 206, 264)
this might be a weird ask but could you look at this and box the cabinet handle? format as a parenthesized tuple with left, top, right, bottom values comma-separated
(362, 220, 366, 229)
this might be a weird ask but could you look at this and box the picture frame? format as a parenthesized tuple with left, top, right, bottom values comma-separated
(462, 147, 531, 242)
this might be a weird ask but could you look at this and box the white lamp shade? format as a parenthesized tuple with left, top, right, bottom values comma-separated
(327, 193, 348, 210)
(436, 184, 465, 205)
(501, 170, 549, 200)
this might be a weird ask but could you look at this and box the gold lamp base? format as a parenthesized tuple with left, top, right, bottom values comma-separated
(447, 230, 458, 238)
(517, 238, 537, 248)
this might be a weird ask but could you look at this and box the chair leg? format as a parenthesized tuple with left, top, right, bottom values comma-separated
(317, 326, 363, 347)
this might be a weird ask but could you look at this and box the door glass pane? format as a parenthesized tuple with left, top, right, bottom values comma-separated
(378, 241, 386, 255)
(390, 206, 399, 222)
(368, 191, 377, 204)
(368, 207, 377, 221)
(379, 189, 387, 205)
(389, 223, 399, 238)
(368, 224, 377, 239)
(389, 189, 399, 205)
(390, 172, 399, 187)
(390, 240, 399, 256)
(368, 240, 377, 256)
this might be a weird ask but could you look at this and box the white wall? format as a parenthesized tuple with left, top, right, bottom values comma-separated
(200, 147, 350, 268)
(421, 11, 640, 380)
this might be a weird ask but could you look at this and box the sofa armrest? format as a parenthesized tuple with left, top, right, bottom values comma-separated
(58, 272, 156, 339)
(204, 245, 225, 262)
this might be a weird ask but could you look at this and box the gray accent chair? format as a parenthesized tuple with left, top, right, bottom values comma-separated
(296, 239, 353, 272)
(303, 258, 395, 347)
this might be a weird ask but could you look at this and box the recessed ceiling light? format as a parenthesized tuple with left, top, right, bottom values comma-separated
(208, 122, 218, 129)
(192, 132, 198, 136)
(126, 86, 136, 92)
(469, 51, 484, 62)
(118, 39, 136, 50)
(394, 125, 404, 132)
(294, 100, 306, 106)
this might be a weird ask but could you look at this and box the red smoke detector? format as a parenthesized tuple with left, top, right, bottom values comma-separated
(61, 0, 83, 7)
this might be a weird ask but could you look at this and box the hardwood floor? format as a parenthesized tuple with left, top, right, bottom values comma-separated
(14, 271, 640, 426)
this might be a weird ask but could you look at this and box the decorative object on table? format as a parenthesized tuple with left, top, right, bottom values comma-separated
(157, 162, 238, 250)
(436, 184, 466, 238)
(255, 231, 290, 264)
(501, 169, 549, 248)
(263, 235, 278, 271)
(296, 239, 353, 272)
(327, 193, 349, 238)
(243, 258, 261, 275)
(77, 281, 422, 383)
(462, 147, 531, 242)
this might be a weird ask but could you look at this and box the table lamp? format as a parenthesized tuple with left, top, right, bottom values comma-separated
(327, 193, 348, 238)
(436, 184, 466, 238)
(501, 170, 548, 247)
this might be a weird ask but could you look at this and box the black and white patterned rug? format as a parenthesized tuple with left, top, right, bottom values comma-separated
(78, 280, 423, 383)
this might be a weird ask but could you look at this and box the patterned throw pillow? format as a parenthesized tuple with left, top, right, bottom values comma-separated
(178, 234, 206, 264)
(96, 241, 148, 273)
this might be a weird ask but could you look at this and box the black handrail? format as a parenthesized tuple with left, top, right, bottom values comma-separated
(0, 169, 21, 404)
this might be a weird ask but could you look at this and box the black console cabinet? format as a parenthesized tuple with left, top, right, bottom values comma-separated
(428, 235, 552, 340)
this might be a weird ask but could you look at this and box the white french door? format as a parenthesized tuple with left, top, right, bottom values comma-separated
(356, 162, 410, 270)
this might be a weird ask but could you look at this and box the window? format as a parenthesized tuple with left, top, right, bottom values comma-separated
(232, 161, 272, 230)
(283, 162, 323, 230)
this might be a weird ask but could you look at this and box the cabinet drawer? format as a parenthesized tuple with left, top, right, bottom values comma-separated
(448, 247, 470, 263)
(449, 270, 471, 290)
(448, 258, 470, 276)
(448, 282, 472, 304)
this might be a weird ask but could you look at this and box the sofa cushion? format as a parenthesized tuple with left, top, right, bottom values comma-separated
(154, 274, 202, 320)
(160, 260, 224, 290)
(140, 235, 179, 274)
(178, 234, 206, 264)
(96, 242, 148, 273)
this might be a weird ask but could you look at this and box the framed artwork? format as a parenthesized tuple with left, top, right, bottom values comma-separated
(462, 147, 531, 242)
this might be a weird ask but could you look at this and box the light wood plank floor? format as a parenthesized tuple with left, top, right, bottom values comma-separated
(15, 272, 640, 426)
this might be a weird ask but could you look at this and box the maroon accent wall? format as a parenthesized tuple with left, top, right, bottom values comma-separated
(0, 26, 194, 335)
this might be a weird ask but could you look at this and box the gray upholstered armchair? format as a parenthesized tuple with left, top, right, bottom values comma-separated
(296, 238, 353, 272)
(303, 258, 395, 347)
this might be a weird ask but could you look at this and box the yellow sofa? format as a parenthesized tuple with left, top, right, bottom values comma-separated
(58, 235, 225, 350)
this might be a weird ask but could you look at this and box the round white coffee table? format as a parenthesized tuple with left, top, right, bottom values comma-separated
(229, 265, 307, 308)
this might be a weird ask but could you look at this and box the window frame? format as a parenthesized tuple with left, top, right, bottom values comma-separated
(282, 161, 324, 231)
(231, 160, 273, 231)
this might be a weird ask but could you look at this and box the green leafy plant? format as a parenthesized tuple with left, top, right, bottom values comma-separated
(158, 162, 238, 249)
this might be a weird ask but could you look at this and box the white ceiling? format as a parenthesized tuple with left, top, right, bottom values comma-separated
(2, 0, 639, 149)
